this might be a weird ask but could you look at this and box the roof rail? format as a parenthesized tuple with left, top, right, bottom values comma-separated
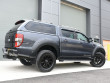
(59, 25, 80, 32)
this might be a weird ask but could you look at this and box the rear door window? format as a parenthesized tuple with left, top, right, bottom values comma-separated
(61, 29, 75, 39)
(25, 22, 56, 34)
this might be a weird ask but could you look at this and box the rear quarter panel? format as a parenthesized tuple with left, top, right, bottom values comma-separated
(17, 30, 60, 57)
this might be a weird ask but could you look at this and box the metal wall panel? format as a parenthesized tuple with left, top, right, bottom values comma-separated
(41, 0, 100, 38)
(102, 0, 110, 40)
(41, 0, 110, 40)
(0, 0, 38, 60)
(60, 2, 86, 34)
(102, 28, 110, 40)
(102, 19, 110, 28)
(41, 0, 60, 25)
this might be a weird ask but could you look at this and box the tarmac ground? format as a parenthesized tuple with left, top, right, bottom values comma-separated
(0, 60, 110, 82)
(1, 68, 110, 83)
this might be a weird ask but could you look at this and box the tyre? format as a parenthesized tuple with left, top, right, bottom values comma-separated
(36, 50, 56, 72)
(19, 58, 32, 66)
(90, 52, 105, 67)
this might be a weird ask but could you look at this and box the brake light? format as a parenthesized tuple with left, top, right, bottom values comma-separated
(15, 34, 24, 47)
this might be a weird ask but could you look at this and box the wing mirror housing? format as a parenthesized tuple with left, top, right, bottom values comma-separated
(88, 38, 93, 42)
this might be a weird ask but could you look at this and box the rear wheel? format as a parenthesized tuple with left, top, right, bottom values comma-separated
(19, 58, 32, 66)
(90, 52, 105, 67)
(36, 50, 56, 72)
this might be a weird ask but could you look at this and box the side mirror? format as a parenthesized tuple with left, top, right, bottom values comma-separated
(88, 38, 93, 42)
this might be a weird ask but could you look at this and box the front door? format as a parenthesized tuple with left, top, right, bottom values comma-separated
(75, 32, 94, 57)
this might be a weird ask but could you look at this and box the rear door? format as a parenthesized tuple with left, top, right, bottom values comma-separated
(60, 29, 82, 58)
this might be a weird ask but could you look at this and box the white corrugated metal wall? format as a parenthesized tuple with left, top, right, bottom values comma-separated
(60, 1, 86, 34)
(0, 0, 38, 60)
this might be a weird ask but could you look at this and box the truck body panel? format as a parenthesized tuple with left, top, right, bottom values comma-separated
(3, 20, 105, 61)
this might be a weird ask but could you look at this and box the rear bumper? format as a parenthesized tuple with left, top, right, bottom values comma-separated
(2, 48, 18, 56)
(2, 48, 18, 60)
(2, 48, 34, 59)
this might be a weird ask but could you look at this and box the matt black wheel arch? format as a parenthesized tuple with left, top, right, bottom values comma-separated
(92, 47, 106, 57)
(32, 42, 60, 59)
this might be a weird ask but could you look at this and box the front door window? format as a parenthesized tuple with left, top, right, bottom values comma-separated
(76, 32, 88, 42)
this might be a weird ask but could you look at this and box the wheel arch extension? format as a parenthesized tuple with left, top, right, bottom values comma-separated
(93, 48, 106, 56)
(35, 45, 59, 59)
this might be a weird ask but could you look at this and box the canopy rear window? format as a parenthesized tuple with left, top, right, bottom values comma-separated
(25, 22, 56, 34)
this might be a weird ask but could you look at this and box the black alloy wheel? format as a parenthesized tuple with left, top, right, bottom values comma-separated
(36, 50, 56, 72)
(90, 52, 105, 67)
(40, 54, 54, 69)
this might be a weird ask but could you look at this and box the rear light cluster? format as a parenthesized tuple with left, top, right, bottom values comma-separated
(15, 34, 24, 47)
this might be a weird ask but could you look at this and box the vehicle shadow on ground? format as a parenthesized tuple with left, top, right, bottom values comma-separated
(8, 62, 91, 72)
(8, 64, 37, 72)
(55, 62, 91, 69)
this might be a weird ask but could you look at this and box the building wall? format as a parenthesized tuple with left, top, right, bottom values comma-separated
(101, 0, 110, 40)
(41, 0, 60, 25)
(41, 0, 101, 39)
(60, 2, 87, 34)
(41, 0, 110, 41)
(0, 0, 38, 60)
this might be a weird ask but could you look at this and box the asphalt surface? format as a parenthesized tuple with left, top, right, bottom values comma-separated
(1, 61, 110, 82)
(1, 68, 110, 83)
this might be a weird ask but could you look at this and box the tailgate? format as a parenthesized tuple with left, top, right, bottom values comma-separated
(5, 24, 21, 48)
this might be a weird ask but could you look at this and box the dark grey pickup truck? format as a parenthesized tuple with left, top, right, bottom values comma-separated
(3, 20, 106, 72)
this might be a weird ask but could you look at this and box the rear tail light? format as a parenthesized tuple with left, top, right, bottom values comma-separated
(15, 34, 24, 47)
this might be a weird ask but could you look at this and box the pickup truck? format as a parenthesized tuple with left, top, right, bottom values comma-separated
(3, 20, 106, 72)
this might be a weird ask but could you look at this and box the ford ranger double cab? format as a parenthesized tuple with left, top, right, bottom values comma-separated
(3, 20, 106, 72)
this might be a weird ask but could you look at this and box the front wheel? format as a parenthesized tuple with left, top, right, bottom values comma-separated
(90, 52, 105, 67)
(36, 50, 56, 72)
